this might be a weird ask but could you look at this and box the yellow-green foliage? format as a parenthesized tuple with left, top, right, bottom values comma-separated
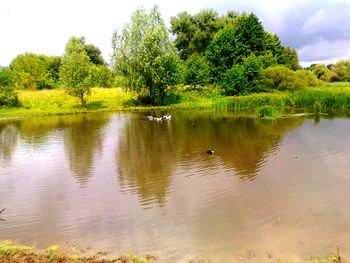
(313, 64, 338, 82)
(0, 88, 134, 117)
(208, 87, 350, 111)
(261, 65, 322, 91)
(45, 244, 60, 260)
(332, 59, 350, 82)
(0, 240, 33, 256)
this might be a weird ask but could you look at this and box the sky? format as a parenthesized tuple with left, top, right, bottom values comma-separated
(1, 0, 350, 67)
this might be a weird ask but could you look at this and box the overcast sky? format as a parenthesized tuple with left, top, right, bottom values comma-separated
(1, 0, 350, 67)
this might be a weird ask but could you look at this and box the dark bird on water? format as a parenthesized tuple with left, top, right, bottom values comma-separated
(206, 149, 215, 154)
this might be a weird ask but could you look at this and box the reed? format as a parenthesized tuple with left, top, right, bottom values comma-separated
(1, 86, 350, 119)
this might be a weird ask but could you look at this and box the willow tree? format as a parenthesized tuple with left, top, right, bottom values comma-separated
(60, 37, 93, 106)
(112, 6, 179, 105)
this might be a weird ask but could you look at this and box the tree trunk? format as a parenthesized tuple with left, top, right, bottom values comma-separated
(81, 92, 86, 107)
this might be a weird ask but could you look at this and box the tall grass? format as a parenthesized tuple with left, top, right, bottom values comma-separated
(206, 87, 350, 112)
(1, 86, 350, 118)
(0, 88, 134, 117)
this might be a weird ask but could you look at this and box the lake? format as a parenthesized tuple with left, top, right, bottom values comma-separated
(1, 111, 350, 262)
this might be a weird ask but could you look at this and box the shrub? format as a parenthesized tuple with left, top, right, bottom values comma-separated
(295, 70, 322, 87)
(0, 86, 19, 107)
(261, 65, 321, 91)
(332, 59, 350, 82)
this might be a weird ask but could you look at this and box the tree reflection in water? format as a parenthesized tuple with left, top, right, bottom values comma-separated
(116, 111, 305, 207)
(63, 114, 109, 184)
(0, 123, 18, 164)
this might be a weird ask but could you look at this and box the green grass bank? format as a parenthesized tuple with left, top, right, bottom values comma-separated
(1, 86, 350, 119)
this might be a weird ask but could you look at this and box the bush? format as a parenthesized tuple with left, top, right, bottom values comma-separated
(220, 54, 265, 95)
(312, 63, 338, 82)
(294, 69, 322, 87)
(261, 65, 321, 91)
(332, 59, 350, 82)
(0, 86, 19, 107)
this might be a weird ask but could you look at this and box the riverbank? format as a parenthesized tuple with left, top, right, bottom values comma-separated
(1, 86, 350, 119)
(0, 240, 344, 263)
(0, 240, 155, 263)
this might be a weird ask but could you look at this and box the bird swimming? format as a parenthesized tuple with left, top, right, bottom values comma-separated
(163, 114, 171, 120)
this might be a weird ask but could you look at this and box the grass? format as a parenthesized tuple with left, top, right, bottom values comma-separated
(0, 240, 346, 263)
(0, 240, 154, 263)
(1, 85, 350, 119)
(0, 240, 33, 256)
(255, 106, 279, 118)
(0, 88, 134, 118)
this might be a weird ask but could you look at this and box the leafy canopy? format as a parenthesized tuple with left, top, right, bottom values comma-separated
(112, 6, 179, 105)
(10, 53, 59, 90)
(59, 37, 94, 106)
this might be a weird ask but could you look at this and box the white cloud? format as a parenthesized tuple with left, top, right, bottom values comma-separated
(0, 0, 349, 66)
(298, 40, 350, 64)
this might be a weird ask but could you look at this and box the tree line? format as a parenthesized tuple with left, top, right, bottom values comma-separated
(1, 6, 350, 107)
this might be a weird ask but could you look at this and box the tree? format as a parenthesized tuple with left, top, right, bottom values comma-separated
(90, 65, 113, 87)
(0, 67, 14, 87)
(278, 46, 300, 70)
(233, 13, 266, 59)
(220, 54, 264, 95)
(112, 6, 179, 105)
(10, 53, 58, 89)
(206, 13, 271, 83)
(59, 37, 94, 106)
(205, 24, 237, 82)
(79, 37, 105, 65)
(183, 53, 211, 86)
(170, 9, 237, 60)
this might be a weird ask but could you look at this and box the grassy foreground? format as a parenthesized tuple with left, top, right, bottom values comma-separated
(1, 86, 350, 119)
(0, 240, 346, 263)
(0, 240, 155, 263)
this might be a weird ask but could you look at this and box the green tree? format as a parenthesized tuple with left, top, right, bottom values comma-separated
(90, 65, 113, 87)
(10, 53, 57, 89)
(183, 53, 211, 86)
(205, 24, 237, 82)
(170, 10, 238, 60)
(206, 13, 269, 83)
(0, 67, 14, 87)
(221, 54, 264, 95)
(59, 37, 94, 106)
(79, 38, 105, 65)
(278, 46, 300, 70)
(112, 6, 179, 105)
(233, 13, 266, 59)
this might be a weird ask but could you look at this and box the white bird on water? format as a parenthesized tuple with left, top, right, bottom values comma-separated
(163, 114, 171, 120)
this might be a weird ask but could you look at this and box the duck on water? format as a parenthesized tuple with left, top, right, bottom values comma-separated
(141, 114, 171, 122)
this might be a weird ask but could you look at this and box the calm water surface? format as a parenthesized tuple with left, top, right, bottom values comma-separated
(1, 111, 350, 262)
